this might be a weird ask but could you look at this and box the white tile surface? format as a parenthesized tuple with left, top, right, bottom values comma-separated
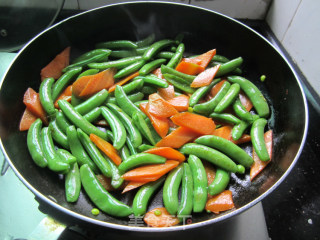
(266, 0, 301, 41)
(281, 0, 320, 94)
(190, 0, 271, 19)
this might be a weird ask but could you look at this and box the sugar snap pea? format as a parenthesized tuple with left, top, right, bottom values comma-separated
(56, 148, 77, 164)
(139, 58, 167, 76)
(88, 56, 143, 70)
(208, 168, 230, 196)
(73, 49, 111, 64)
(106, 156, 124, 189)
(137, 144, 154, 152)
(65, 162, 81, 202)
(49, 120, 70, 150)
(156, 51, 175, 59)
(56, 111, 72, 134)
(120, 145, 130, 162)
(189, 78, 221, 107)
(114, 59, 146, 79)
(125, 136, 138, 156)
(163, 74, 195, 94)
(167, 43, 184, 69)
(232, 114, 259, 141)
(74, 89, 109, 115)
(214, 83, 240, 113)
(77, 69, 99, 78)
(177, 163, 193, 221)
(143, 39, 175, 61)
(136, 34, 155, 48)
(132, 111, 158, 145)
(161, 64, 195, 82)
(233, 98, 253, 121)
(251, 118, 270, 161)
(109, 46, 149, 58)
(141, 85, 157, 95)
(107, 92, 144, 105)
(209, 112, 241, 125)
(96, 40, 138, 49)
(121, 78, 144, 94)
(39, 77, 56, 118)
(82, 107, 101, 123)
(216, 57, 243, 77)
(140, 75, 169, 88)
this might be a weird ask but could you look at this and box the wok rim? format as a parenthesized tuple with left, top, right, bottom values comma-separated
(0, 1, 309, 232)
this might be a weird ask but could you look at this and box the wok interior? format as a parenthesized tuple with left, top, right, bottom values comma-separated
(0, 2, 307, 228)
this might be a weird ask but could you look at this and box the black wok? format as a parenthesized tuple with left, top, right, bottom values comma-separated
(0, 1, 308, 232)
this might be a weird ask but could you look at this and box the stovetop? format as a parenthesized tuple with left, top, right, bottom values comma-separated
(1, 10, 320, 240)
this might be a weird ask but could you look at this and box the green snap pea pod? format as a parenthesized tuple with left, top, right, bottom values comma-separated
(167, 43, 185, 69)
(49, 120, 70, 149)
(77, 69, 100, 78)
(161, 64, 195, 82)
(63, 52, 110, 72)
(141, 85, 157, 95)
(52, 67, 82, 101)
(143, 39, 175, 61)
(114, 59, 146, 79)
(139, 58, 167, 76)
(134, 100, 148, 108)
(195, 135, 253, 167)
(180, 143, 245, 173)
(106, 156, 124, 189)
(39, 77, 56, 118)
(163, 164, 183, 215)
(115, 85, 146, 118)
(213, 54, 229, 63)
(251, 118, 270, 161)
(109, 46, 149, 58)
(66, 125, 99, 173)
(106, 130, 114, 143)
(136, 34, 155, 47)
(144, 75, 169, 88)
(74, 89, 109, 115)
(227, 76, 270, 118)
(132, 111, 157, 145)
(177, 163, 193, 221)
(83, 107, 101, 123)
(88, 56, 143, 70)
(156, 51, 175, 59)
(209, 112, 241, 125)
(107, 103, 142, 148)
(41, 127, 70, 173)
(232, 114, 260, 141)
(120, 145, 130, 162)
(121, 78, 144, 94)
(73, 49, 111, 63)
(137, 144, 155, 152)
(27, 119, 47, 168)
(96, 40, 138, 49)
(80, 164, 132, 217)
(187, 155, 207, 212)
(233, 98, 253, 121)
(170, 46, 177, 52)
(125, 136, 138, 155)
(107, 92, 144, 105)
(101, 107, 126, 150)
(77, 129, 112, 177)
(145, 117, 162, 143)
(210, 61, 242, 75)
(215, 57, 243, 77)
(193, 81, 231, 115)
(56, 149, 77, 164)
(133, 176, 165, 217)
(56, 111, 72, 134)
(214, 83, 241, 113)
(189, 78, 222, 107)
(65, 162, 81, 202)
(58, 100, 108, 140)
(208, 168, 230, 196)
(118, 153, 166, 174)
(71, 93, 84, 106)
(163, 74, 195, 94)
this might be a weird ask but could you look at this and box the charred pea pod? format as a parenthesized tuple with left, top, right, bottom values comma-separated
(56, 149, 77, 165)
(114, 59, 146, 79)
(193, 81, 231, 115)
(208, 168, 230, 196)
(65, 162, 81, 202)
(166, 43, 185, 69)
(52, 67, 82, 101)
(143, 39, 175, 61)
(66, 125, 99, 173)
(195, 135, 253, 168)
(215, 57, 243, 77)
(107, 92, 144, 105)
(160, 64, 195, 82)
(82, 107, 101, 123)
(209, 112, 241, 125)
(96, 40, 138, 49)
(187, 155, 207, 213)
(132, 176, 165, 217)
(251, 118, 270, 161)
(233, 98, 253, 121)
(180, 143, 245, 174)
(227, 75, 269, 118)
(139, 58, 167, 76)
(39, 77, 56, 119)
(88, 56, 143, 70)
(163, 74, 195, 94)
(101, 106, 127, 150)
(49, 120, 70, 149)
(214, 83, 240, 113)
(77, 128, 112, 177)
(72, 49, 112, 64)
(41, 127, 70, 173)
(177, 163, 193, 221)
(80, 164, 132, 217)
(27, 119, 47, 168)
(163, 164, 183, 215)
(74, 89, 109, 115)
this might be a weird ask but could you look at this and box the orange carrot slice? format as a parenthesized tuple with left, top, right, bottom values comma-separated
(40, 47, 70, 80)
(167, 94, 189, 112)
(190, 65, 220, 88)
(108, 71, 139, 93)
(239, 91, 253, 111)
(144, 207, 180, 227)
(144, 147, 186, 162)
(19, 108, 38, 131)
(54, 85, 72, 108)
(152, 67, 164, 79)
(122, 181, 148, 194)
(23, 88, 48, 124)
(155, 126, 199, 148)
(185, 49, 216, 69)
(148, 93, 178, 118)
(175, 61, 205, 75)
(204, 162, 216, 200)
(90, 133, 122, 166)
(205, 190, 235, 214)
(210, 79, 227, 97)
(250, 130, 273, 181)
(212, 125, 251, 145)
(171, 112, 216, 135)
(158, 85, 175, 100)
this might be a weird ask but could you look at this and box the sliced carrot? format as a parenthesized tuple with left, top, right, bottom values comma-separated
(167, 94, 189, 112)
(171, 112, 216, 135)
(121, 160, 179, 182)
(185, 49, 216, 69)
(155, 126, 199, 148)
(140, 102, 169, 138)
(54, 85, 72, 108)
(175, 61, 205, 75)
(90, 134, 122, 166)
(144, 147, 186, 162)
(205, 190, 235, 214)
(19, 108, 38, 131)
(210, 79, 227, 97)
(144, 207, 180, 227)
(122, 181, 148, 194)
(72, 68, 116, 98)
(23, 88, 48, 124)
(40, 47, 70, 80)
(158, 85, 175, 100)
(212, 125, 251, 145)
(108, 71, 139, 93)
(190, 65, 220, 88)
(148, 93, 178, 118)
(152, 67, 164, 79)
(239, 91, 253, 111)
(250, 130, 273, 181)
(204, 162, 216, 200)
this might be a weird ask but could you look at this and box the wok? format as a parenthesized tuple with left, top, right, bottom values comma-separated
(0, 1, 308, 233)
